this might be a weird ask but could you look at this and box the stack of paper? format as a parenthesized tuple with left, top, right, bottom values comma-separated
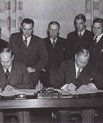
(0, 89, 36, 97)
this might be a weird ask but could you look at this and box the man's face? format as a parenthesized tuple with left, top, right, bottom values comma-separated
(48, 24, 59, 39)
(0, 53, 13, 69)
(75, 19, 86, 32)
(22, 22, 33, 38)
(75, 54, 89, 69)
(92, 22, 103, 36)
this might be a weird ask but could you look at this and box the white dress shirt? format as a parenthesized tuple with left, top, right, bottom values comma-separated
(50, 37, 57, 44)
(75, 63, 82, 78)
(3, 66, 12, 73)
(78, 29, 85, 37)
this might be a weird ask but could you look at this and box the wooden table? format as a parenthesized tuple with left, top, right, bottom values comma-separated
(0, 96, 103, 110)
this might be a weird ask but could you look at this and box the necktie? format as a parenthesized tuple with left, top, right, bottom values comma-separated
(24, 37, 27, 47)
(6, 69, 10, 79)
(94, 36, 97, 44)
(52, 39, 55, 48)
(78, 32, 82, 39)
(77, 68, 81, 78)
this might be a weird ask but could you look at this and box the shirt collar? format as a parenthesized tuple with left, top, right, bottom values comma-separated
(3, 66, 12, 73)
(78, 29, 85, 36)
(22, 35, 31, 46)
(50, 37, 57, 44)
(75, 62, 82, 78)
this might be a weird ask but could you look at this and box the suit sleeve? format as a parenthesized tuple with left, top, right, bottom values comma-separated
(92, 68, 103, 90)
(34, 40, 48, 71)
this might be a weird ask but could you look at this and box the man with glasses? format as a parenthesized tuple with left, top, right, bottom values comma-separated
(9, 18, 48, 88)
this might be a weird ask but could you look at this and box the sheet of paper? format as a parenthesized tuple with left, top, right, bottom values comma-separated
(0, 89, 36, 97)
(60, 89, 103, 95)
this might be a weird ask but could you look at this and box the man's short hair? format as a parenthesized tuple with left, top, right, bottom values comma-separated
(76, 48, 90, 59)
(92, 18, 103, 27)
(21, 18, 34, 27)
(74, 14, 86, 25)
(48, 21, 60, 30)
(0, 48, 13, 56)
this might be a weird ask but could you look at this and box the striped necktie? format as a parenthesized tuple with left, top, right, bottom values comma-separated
(24, 37, 27, 47)
(94, 36, 97, 44)
(52, 39, 55, 48)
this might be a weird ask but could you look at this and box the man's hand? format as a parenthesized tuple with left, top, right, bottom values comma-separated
(4, 85, 15, 92)
(68, 83, 77, 91)
(27, 67, 36, 73)
(77, 83, 97, 92)
(61, 83, 76, 91)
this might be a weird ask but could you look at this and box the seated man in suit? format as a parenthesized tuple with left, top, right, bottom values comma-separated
(56, 48, 103, 123)
(0, 48, 32, 123)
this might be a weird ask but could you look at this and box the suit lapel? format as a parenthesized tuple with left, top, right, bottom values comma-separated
(26, 35, 34, 49)
(96, 35, 103, 45)
(17, 33, 23, 48)
(55, 37, 60, 48)
(47, 37, 54, 48)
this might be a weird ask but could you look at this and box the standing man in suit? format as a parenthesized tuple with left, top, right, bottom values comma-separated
(90, 18, 103, 76)
(9, 18, 48, 88)
(66, 14, 93, 59)
(56, 48, 103, 123)
(0, 48, 32, 123)
(42, 21, 66, 87)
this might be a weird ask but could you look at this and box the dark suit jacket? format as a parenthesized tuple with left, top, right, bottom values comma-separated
(0, 39, 8, 51)
(66, 29, 94, 59)
(41, 37, 66, 87)
(0, 61, 32, 90)
(9, 32, 48, 71)
(55, 60, 103, 89)
(44, 36, 66, 68)
(90, 35, 103, 76)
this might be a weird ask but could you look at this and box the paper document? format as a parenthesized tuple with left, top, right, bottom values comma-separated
(60, 89, 103, 95)
(0, 89, 36, 97)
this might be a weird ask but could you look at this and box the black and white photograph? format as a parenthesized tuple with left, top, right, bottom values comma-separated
(0, 0, 103, 123)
